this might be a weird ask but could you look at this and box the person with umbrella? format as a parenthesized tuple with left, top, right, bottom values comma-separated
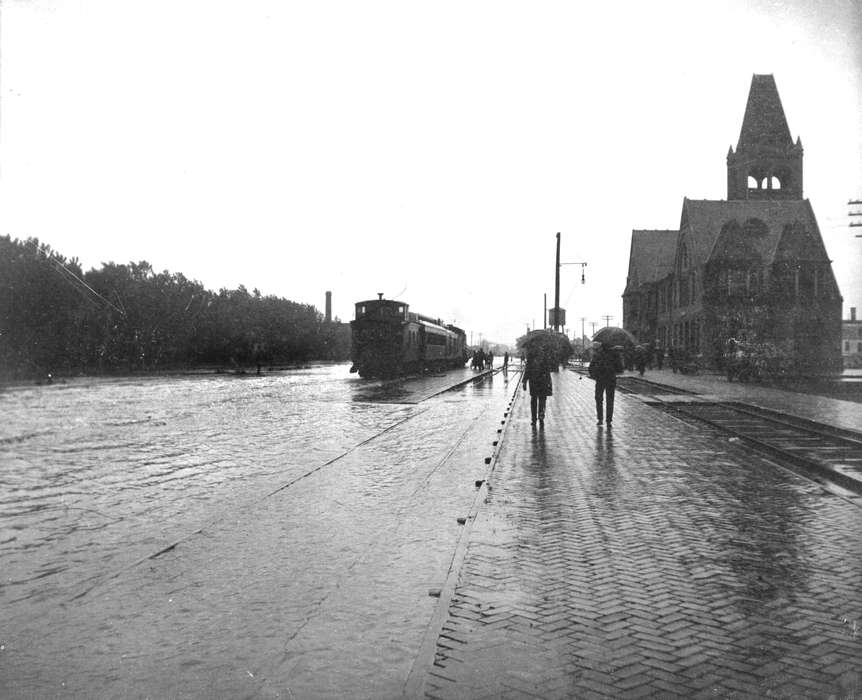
(589, 327, 629, 428)
(522, 347, 553, 427)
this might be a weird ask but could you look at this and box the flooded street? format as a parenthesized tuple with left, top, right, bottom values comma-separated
(1, 364, 515, 698)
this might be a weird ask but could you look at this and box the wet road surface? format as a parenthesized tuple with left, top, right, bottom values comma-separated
(1, 364, 514, 698)
(4, 364, 861, 698)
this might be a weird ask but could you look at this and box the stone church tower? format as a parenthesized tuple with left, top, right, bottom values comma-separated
(726, 74, 804, 200)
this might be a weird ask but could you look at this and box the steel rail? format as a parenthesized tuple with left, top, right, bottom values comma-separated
(663, 402, 862, 497)
(609, 375, 862, 497)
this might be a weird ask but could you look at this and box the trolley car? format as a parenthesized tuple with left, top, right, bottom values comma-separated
(349, 295, 468, 378)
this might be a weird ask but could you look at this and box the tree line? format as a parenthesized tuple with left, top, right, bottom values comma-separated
(0, 236, 350, 380)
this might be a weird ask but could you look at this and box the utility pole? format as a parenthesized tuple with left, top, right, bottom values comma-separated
(602, 315, 614, 327)
(543, 293, 547, 330)
(850, 199, 862, 237)
(554, 233, 561, 331)
(554, 232, 587, 333)
(590, 321, 598, 336)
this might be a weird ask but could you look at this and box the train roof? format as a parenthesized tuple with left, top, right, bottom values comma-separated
(355, 297, 462, 334)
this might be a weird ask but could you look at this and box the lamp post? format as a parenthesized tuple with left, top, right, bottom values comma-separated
(553, 232, 587, 332)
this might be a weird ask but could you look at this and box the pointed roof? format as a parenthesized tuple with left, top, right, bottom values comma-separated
(679, 198, 824, 268)
(737, 74, 794, 150)
(624, 230, 679, 293)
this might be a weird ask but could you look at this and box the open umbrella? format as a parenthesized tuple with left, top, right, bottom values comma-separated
(516, 329, 573, 365)
(592, 326, 637, 348)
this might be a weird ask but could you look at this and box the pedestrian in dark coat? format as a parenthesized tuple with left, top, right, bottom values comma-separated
(473, 348, 486, 371)
(634, 345, 647, 376)
(522, 350, 552, 426)
(588, 342, 623, 427)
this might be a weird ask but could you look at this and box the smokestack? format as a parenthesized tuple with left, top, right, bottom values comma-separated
(852, 307, 857, 322)
(325, 291, 332, 323)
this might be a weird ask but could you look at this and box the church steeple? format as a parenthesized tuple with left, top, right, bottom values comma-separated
(727, 74, 803, 200)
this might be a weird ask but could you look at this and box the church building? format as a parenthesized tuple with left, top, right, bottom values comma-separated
(622, 74, 843, 374)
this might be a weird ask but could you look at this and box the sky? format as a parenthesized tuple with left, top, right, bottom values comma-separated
(2, 0, 861, 346)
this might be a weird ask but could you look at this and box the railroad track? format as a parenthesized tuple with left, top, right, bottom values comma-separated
(614, 375, 862, 499)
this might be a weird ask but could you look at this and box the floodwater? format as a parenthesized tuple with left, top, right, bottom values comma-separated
(0, 364, 515, 699)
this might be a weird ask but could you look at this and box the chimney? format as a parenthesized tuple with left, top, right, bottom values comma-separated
(852, 306, 857, 322)
(325, 291, 332, 323)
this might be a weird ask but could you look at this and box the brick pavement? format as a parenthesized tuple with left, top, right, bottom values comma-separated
(419, 370, 862, 699)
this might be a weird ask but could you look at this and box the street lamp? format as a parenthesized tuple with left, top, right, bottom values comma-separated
(552, 232, 587, 333)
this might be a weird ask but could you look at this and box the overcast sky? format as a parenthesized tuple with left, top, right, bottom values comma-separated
(2, 0, 860, 345)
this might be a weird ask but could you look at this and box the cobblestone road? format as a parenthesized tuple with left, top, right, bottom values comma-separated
(422, 370, 862, 699)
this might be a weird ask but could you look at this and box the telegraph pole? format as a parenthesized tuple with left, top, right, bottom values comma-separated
(553, 232, 587, 333)
(850, 199, 862, 237)
(590, 321, 598, 336)
(602, 315, 614, 327)
(554, 233, 561, 331)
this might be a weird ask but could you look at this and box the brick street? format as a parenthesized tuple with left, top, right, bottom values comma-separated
(420, 369, 862, 699)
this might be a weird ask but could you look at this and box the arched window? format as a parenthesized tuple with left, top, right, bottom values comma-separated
(747, 175, 759, 189)
(770, 176, 782, 190)
(773, 168, 791, 192)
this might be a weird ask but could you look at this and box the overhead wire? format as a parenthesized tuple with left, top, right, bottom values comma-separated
(38, 247, 126, 317)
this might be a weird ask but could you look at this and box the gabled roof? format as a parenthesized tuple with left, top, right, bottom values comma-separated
(737, 74, 794, 150)
(680, 198, 823, 267)
(624, 230, 678, 293)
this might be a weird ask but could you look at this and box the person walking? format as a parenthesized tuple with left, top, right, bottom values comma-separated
(522, 349, 552, 427)
(634, 345, 647, 376)
(589, 342, 623, 428)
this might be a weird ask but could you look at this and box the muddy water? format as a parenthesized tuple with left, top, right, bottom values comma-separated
(0, 364, 517, 698)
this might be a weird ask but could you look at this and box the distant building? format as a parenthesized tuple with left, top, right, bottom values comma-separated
(623, 74, 843, 374)
(843, 307, 862, 359)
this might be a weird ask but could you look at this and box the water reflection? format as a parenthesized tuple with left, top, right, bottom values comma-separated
(348, 367, 484, 404)
(590, 427, 620, 501)
(0, 364, 508, 617)
(529, 425, 546, 457)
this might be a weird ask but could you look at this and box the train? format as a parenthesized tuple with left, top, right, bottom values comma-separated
(349, 295, 468, 378)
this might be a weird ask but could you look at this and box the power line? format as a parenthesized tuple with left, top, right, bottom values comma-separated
(38, 247, 126, 317)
